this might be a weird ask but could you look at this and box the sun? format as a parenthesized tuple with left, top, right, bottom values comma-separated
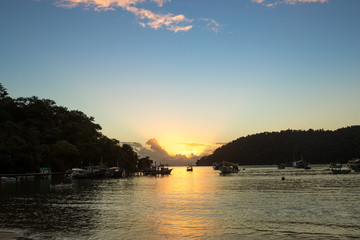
(165, 143, 209, 157)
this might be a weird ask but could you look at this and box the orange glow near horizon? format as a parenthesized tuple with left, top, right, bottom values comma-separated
(162, 142, 216, 157)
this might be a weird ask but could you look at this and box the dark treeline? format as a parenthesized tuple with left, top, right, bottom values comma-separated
(0, 83, 152, 173)
(196, 126, 360, 166)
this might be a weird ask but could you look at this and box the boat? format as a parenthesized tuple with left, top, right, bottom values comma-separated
(1, 176, 17, 182)
(329, 162, 351, 174)
(158, 164, 173, 175)
(293, 160, 311, 169)
(220, 161, 239, 174)
(186, 165, 193, 171)
(213, 163, 220, 170)
(293, 156, 311, 169)
(347, 158, 360, 172)
(277, 163, 286, 169)
(331, 168, 351, 174)
(329, 162, 343, 169)
(69, 166, 107, 179)
(68, 168, 88, 178)
(143, 163, 173, 175)
(106, 167, 125, 178)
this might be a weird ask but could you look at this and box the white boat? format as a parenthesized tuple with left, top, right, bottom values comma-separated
(143, 163, 173, 175)
(331, 168, 351, 174)
(1, 176, 17, 182)
(293, 159, 311, 169)
(186, 165, 193, 171)
(68, 166, 107, 179)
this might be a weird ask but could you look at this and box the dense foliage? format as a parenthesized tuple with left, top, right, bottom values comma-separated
(196, 127, 360, 166)
(0, 83, 141, 173)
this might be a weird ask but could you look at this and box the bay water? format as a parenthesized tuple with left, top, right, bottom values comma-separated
(1, 166, 360, 239)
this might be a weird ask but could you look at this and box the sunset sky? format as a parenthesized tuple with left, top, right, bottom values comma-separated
(1, 0, 359, 164)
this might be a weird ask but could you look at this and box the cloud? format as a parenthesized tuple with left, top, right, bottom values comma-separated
(252, 0, 327, 7)
(54, 0, 193, 32)
(126, 138, 218, 165)
(200, 18, 223, 34)
(125, 5, 193, 31)
(145, 138, 169, 159)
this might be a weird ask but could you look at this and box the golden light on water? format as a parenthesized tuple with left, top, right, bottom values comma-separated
(151, 167, 219, 238)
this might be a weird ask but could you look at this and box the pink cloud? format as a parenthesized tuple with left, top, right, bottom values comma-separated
(126, 5, 192, 32)
(252, 0, 327, 6)
(54, 0, 192, 32)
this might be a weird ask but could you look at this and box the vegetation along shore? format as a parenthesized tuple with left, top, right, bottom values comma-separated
(1, 83, 359, 175)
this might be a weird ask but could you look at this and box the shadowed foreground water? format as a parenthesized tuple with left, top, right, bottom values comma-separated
(1, 166, 360, 239)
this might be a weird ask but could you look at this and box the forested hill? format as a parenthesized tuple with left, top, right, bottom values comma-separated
(196, 126, 360, 166)
(0, 83, 141, 173)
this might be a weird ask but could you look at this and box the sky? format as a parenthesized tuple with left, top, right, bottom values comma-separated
(1, 0, 360, 165)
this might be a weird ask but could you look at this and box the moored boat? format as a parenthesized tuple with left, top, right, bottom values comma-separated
(220, 161, 239, 174)
(277, 163, 286, 169)
(143, 163, 173, 175)
(213, 163, 220, 170)
(1, 176, 17, 182)
(159, 164, 173, 175)
(293, 159, 311, 169)
(106, 167, 125, 178)
(69, 166, 107, 179)
(329, 162, 343, 169)
(331, 168, 351, 174)
(347, 158, 360, 172)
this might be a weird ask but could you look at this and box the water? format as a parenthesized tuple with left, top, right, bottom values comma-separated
(1, 166, 360, 239)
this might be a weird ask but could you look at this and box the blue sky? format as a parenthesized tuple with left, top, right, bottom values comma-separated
(1, 0, 359, 162)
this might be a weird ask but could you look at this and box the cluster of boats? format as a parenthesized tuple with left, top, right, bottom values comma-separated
(329, 158, 360, 174)
(66, 166, 125, 179)
(277, 158, 360, 174)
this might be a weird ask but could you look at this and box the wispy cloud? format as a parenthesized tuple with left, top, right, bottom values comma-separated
(252, 0, 327, 7)
(200, 18, 223, 34)
(54, 0, 193, 32)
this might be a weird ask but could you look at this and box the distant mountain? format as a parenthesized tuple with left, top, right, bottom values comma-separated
(196, 126, 360, 166)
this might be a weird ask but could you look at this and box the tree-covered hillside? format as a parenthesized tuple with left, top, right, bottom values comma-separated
(0, 83, 140, 173)
(196, 127, 360, 166)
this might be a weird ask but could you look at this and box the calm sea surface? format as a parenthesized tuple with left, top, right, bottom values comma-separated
(1, 166, 360, 239)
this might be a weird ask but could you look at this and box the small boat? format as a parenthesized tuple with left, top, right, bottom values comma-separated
(328, 162, 351, 174)
(107, 167, 125, 178)
(69, 166, 107, 179)
(68, 168, 88, 178)
(331, 168, 351, 174)
(277, 163, 286, 169)
(220, 161, 239, 174)
(293, 158, 311, 169)
(158, 164, 173, 175)
(1, 176, 17, 182)
(186, 165, 193, 171)
(329, 162, 343, 169)
(143, 163, 173, 175)
(347, 158, 360, 172)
